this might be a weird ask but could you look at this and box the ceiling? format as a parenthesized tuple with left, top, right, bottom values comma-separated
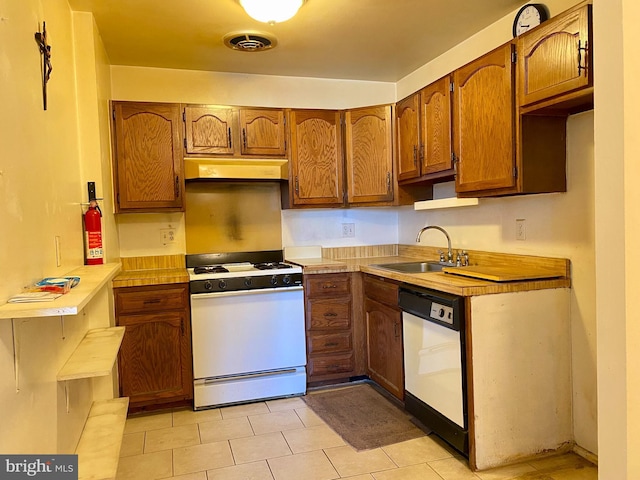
(68, 0, 525, 83)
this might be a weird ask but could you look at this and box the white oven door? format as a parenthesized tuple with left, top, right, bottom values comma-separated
(190, 287, 306, 380)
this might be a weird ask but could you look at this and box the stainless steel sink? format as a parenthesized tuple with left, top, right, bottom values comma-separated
(372, 261, 452, 273)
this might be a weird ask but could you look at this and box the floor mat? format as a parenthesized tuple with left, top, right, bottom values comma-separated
(302, 383, 426, 451)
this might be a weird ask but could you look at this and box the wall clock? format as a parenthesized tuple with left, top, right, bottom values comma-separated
(512, 3, 549, 37)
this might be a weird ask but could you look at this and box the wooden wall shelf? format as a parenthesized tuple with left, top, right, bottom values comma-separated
(414, 197, 479, 210)
(0, 263, 121, 319)
(76, 397, 129, 480)
(57, 327, 125, 381)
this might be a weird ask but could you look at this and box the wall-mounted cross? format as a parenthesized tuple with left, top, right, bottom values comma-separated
(34, 21, 52, 110)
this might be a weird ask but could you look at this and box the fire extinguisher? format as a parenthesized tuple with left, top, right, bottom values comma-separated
(84, 182, 104, 265)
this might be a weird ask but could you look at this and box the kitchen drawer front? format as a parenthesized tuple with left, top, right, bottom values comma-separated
(306, 273, 351, 298)
(308, 353, 355, 377)
(364, 275, 399, 307)
(307, 332, 353, 355)
(115, 285, 188, 315)
(307, 298, 351, 330)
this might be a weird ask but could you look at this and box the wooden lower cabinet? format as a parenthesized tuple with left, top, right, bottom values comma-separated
(305, 273, 365, 384)
(363, 275, 404, 400)
(115, 283, 193, 409)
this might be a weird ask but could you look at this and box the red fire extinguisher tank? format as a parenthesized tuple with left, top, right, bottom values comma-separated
(84, 183, 104, 265)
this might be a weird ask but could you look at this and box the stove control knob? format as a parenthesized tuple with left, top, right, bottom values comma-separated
(439, 308, 445, 318)
(218, 280, 227, 290)
(244, 278, 252, 287)
(282, 275, 291, 285)
(204, 280, 213, 291)
(270, 275, 278, 286)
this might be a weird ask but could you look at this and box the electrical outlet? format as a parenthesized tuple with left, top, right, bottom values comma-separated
(160, 228, 176, 245)
(342, 223, 355, 238)
(516, 219, 526, 240)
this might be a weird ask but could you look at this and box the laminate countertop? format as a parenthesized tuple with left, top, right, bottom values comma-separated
(112, 255, 189, 288)
(288, 252, 571, 297)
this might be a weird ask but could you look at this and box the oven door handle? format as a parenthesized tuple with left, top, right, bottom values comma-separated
(190, 286, 303, 300)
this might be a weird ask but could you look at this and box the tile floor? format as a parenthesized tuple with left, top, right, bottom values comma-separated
(116, 396, 597, 480)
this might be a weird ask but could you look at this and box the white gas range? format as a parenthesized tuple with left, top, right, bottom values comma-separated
(186, 250, 306, 410)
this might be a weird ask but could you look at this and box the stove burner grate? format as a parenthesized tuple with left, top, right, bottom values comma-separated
(193, 265, 229, 274)
(253, 262, 293, 270)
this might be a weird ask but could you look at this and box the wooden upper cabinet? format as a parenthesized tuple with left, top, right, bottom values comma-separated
(396, 93, 420, 181)
(184, 106, 234, 155)
(344, 105, 394, 204)
(289, 109, 344, 206)
(112, 102, 184, 212)
(518, 2, 592, 109)
(183, 105, 286, 157)
(239, 108, 286, 156)
(453, 44, 516, 195)
(421, 76, 453, 175)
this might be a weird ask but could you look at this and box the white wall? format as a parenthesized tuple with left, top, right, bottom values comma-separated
(0, 2, 117, 453)
(593, 0, 640, 477)
(282, 208, 398, 248)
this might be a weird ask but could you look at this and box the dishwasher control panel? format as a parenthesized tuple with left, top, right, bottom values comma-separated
(429, 302, 454, 325)
(398, 286, 464, 331)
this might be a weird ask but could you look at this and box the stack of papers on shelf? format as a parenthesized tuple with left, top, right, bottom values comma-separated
(8, 292, 62, 303)
(6, 276, 81, 304)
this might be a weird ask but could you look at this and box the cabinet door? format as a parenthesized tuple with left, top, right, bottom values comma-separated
(396, 93, 420, 181)
(518, 4, 591, 108)
(184, 106, 234, 155)
(239, 108, 287, 156)
(345, 106, 394, 204)
(421, 76, 453, 175)
(117, 311, 192, 405)
(453, 44, 516, 194)
(365, 298, 404, 400)
(112, 102, 184, 211)
(289, 109, 344, 206)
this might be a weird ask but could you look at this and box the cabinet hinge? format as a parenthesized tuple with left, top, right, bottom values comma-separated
(511, 51, 517, 64)
(449, 82, 454, 92)
(112, 108, 115, 120)
(116, 193, 120, 206)
(182, 110, 186, 122)
(183, 137, 187, 149)
(513, 166, 518, 178)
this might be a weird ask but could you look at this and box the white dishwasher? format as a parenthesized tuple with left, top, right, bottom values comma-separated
(399, 286, 468, 455)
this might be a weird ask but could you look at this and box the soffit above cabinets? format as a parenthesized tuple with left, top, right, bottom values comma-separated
(68, 0, 524, 82)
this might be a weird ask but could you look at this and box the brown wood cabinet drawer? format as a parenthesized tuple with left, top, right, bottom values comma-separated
(364, 275, 399, 308)
(308, 353, 354, 376)
(306, 273, 351, 298)
(307, 332, 352, 354)
(307, 298, 351, 330)
(115, 285, 188, 315)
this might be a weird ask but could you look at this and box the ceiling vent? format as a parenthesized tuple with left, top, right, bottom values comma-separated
(223, 32, 277, 52)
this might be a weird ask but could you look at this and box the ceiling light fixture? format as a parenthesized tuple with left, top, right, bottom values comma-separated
(239, 0, 305, 24)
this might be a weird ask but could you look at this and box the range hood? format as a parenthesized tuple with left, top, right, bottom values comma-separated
(184, 158, 288, 181)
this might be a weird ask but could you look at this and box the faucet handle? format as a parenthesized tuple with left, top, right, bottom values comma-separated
(461, 250, 469, 267)
(437, 250, 445, 263)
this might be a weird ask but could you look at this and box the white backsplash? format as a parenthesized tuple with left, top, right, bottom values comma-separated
(281, 208, 399, 248)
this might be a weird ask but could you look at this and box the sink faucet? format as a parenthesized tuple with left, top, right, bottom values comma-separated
(416, 225, 453, 264)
